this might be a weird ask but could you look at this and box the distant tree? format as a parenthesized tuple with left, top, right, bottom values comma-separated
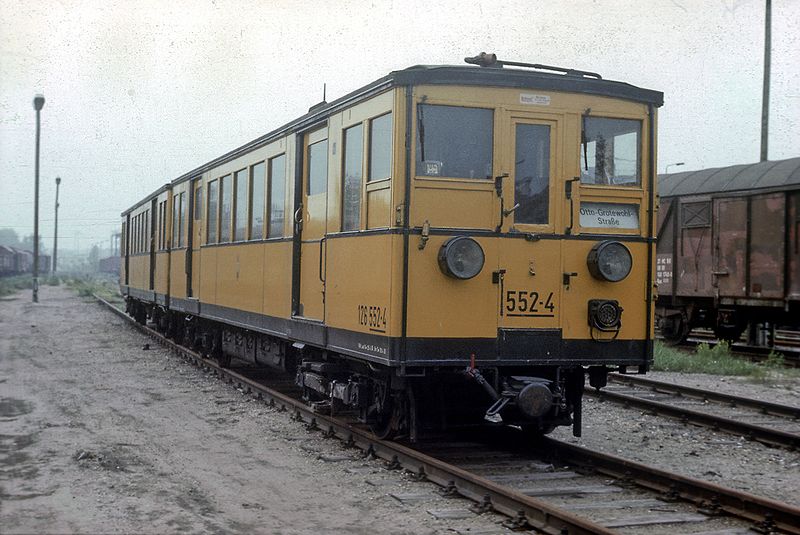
(19, 234, 47, 254)
(0, 228, 21, 247)
(88, 244, 100, 266)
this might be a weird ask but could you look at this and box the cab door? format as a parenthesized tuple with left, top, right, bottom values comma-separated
(497, 115, 562, 355)
(294, 127, 328, 322)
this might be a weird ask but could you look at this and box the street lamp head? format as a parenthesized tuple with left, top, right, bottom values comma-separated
(33, 94, 45, 111)
(56, 176, 61, 185)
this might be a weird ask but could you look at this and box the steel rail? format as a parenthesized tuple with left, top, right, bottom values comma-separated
(95, 296, 610, 535)
(587, 388, 800, 450)
(97, 296, 800, 533)
(542, 437, 800, 534)
(608, 373, 800, 420)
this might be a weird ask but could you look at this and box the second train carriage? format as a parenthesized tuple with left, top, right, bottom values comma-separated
(656, 157, 800, 344)
(121, 54, 663, 438)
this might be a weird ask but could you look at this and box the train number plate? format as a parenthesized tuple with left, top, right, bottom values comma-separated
(503, 290, 556, 318)
(358, 305, 387, 333)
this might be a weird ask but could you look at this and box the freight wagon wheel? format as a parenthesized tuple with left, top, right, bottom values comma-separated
(658, 312, 689, 346)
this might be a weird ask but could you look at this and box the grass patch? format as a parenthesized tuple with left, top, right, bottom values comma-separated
(0, 276, 33, 298)
(65, 275, 122, 302)
(654, 340, 781, 378)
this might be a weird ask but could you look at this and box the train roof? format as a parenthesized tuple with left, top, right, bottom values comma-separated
(123, 59, 662, 215)
(659, 157, 800, 198)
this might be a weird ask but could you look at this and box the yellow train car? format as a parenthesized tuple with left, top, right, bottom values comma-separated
(121, 53, 663, 438)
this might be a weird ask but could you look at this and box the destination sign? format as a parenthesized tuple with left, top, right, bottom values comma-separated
(579, 202, 639, 230)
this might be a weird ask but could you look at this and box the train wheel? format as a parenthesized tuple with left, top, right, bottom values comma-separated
(659, 312, 689, 346)
(369, 384, 396, 439)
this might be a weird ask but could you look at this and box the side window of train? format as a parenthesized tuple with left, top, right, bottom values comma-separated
(580, 117, 641, 186)
(342, 123, 363, 231)
(234, 169, 248, 241)
(368, 113, 392, 182)
(159, 201, 167, 250)
(415, 104, 493, 179)
(179, 192, 187, 246)
(208, 179, 219, 244)
(172, 193, 182, 248)
(308, 141, 328, 195)
(249, 162, 265, 240)
(268, 154, 286, 238)
(681, 201, 711, 228)
(220, 175, 232, 242)
(193, 181, 202, 221)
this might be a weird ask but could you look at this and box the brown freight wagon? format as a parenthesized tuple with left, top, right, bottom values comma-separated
(656, 157, 800, 343)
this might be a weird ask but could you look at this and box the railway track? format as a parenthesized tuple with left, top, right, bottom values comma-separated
(96, 295, 800, 534)
(587, 374, 800, 450)
(679, 328, 800, 368)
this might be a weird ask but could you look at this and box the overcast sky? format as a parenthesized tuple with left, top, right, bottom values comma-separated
(1, 0, 798, 253)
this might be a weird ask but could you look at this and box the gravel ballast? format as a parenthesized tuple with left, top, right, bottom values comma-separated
(0, 286, 516, 534)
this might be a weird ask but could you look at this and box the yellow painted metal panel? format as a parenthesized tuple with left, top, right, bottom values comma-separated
(170, 250, 186, 299)
(560, 240, 650, 341)
(154, 251, 170, 296)
(406, 235, 498, 339)
(199, 247, 217, 303)
(366, 187, 392, 229)
(263, 241, 292, 319)
(412, 187, 495, 230)
(325, 234, 398, 336)
(498, 240, 562, 331)
(215, 243, 264, 313)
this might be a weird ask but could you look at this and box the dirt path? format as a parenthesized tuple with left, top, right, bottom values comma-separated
(0, 286, 512, 534)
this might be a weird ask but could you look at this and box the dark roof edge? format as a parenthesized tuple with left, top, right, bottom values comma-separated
(122, 64, 663, 215)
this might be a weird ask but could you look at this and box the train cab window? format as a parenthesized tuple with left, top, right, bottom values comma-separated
(208, 179, 219, 243)
(250, 162, 265, 240)
(234, 169, 247, 241)
(220, 174, 232, 242)
(514, 124, 551, 225)
(368, 113, 391, 182)
(342, 124, 363, 231)
(415, 104, 493, 179)
(580, 117, 641, 186)
(268, 154, 286, 238)
(308, 141, 328, 195)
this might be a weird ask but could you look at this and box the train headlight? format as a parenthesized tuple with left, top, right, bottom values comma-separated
(587, 241, 632, 282)
(438, 237, 485, 280)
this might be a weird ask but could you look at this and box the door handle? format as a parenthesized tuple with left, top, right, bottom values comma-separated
(294, 205, 303, 224)
(318, 237, 327, 283)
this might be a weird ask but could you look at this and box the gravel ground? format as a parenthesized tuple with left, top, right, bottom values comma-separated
(552, 370, 800, 506)
(0, 286, 517, 535)
(647, 370, 800, 408)
(4, 286, 799, 534)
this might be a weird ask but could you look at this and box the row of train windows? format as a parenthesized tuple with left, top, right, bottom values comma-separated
(204, 111, 394, 242)
(206, 155, 286, 244)
(129, 210, 149, 255)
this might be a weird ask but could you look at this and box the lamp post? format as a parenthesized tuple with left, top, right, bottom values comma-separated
(33, 93, 45, 303)
(665, 162, 685, 174)
(53, 176, 61, 273)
